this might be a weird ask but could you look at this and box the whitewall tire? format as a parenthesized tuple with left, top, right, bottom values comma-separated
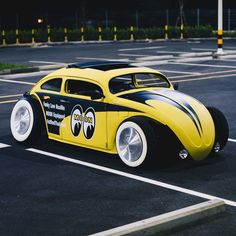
(116, 120, 149, 167)
(10, 98, 46, 144)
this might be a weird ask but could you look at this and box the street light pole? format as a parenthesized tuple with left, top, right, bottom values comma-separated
(217, 0, 223, 54)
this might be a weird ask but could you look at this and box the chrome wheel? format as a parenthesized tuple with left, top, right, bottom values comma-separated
(116, 121, 148, 167)
(10, 99, 35, 142)
(13, 107, 30, 135)
(118, 127, 143, 162)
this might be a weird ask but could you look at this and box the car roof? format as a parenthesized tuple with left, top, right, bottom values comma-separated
(67, 61, 135, 71)
(45, 61, 162, 85)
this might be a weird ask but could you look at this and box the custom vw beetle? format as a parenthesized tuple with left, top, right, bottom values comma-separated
(10, 61, 229, 167)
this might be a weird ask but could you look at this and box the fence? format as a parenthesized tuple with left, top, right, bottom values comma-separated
(1, 9, 236, 30)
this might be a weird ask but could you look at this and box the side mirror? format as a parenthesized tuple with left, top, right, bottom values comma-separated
(173, 83, 179, 90)
(90, 90, 105, 100)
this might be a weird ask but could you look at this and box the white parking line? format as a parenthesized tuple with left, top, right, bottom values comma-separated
(119, 53, 154, 57)
(0, 94, 22, 98)
(0, 79, 35, 85)
(159, 69, 201, 75)
(169, 62, 236, 69)
(169, 69, 236, 79)
(118, 46, 166, 52)
(219, 59, 236, 62)
(172, 73, 236, 83)
(0, 100, 18, 104)
(0, 143, 10, 148)
(29, 60, 65, 65)
(1, 70, 52, 79)
(191, 48, 215, 51)
(27, 148, 236, 207)
(76, 57, 130, 62)
(228, 138, 236, 143)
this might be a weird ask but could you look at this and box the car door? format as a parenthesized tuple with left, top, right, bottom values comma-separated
(60, 78, 108, 150)
(35, 77, 65, 139)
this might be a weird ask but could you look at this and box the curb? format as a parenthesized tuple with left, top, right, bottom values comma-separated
(0, 37, 236, 49)
(90, 199, 225, 236)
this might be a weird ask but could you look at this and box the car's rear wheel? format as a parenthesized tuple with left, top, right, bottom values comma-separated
(10, 98, 44, 143)
(207, 106, 229, 153)
(115, 117, 157, 167)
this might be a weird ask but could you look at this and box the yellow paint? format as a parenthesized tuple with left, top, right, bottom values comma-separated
(165, 25, 168, 39)
(218, 29, 223, 35)
(130, 26, 134, 40)
(98, 27, 102, 41)
(218, 39, 223, 45)
(113, 26, 117, 41)
(32, 29, 35, 44)
(64, 28, 68, 43)
(81, 27, 84, 41)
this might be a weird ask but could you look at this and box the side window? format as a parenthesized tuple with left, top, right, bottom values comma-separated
(41, 78, 62, 92)
(66, 80, 103, 97)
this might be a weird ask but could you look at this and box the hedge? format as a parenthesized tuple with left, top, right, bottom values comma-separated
(0, 25, 230, 45)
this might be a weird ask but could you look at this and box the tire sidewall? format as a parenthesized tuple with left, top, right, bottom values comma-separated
(10, 99, 35, 142)
(207, 106, 229, 152)
(116, 121, 148, 167)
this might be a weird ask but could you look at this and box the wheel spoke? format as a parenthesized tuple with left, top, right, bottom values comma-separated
(118, 127, 143, 163)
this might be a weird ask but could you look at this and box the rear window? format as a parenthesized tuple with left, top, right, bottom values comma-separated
(41, 78, 62, 92)
(109, 73, 170, 94)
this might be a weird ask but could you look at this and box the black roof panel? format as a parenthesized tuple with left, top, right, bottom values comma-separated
(67, 61, 135, 71)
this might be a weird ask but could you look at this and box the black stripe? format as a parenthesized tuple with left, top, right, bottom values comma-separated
(120, 91, 202, 137)
(155, 90, 203, 133)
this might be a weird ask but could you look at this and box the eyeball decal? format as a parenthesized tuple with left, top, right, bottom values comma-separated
(70, 105, 96, 139)
(71, 105, 83, 136)
(83, 107, 96, 139)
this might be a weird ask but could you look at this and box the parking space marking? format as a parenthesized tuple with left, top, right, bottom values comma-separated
(0, 79, 35, 85)
(169, 62, 236, 69)
(0, 100, 18, 104)
(1, 70, 52, 79)
(191, 48, 215, 51)
(172, 73, 236, 83)
(119, 53, 155, 57)
(118, 46, 166, 52)
(169, 69, 236, 79)
(0, 143, 10, 148)
(76, 57, 130, 62)
(29, 60, 65, 65)
(27, 148, 236, 207)
(219, 58, 236, 62)
(228, 138, 236, 143)
(0, 94, 22, 99)
(159, 69, 201, 75)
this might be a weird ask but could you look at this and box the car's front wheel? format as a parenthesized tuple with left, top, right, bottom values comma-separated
(115, 117, 157, 167)
(10, 98, 44, 143)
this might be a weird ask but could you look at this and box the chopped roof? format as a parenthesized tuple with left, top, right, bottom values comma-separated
(67, 60, 135, 71)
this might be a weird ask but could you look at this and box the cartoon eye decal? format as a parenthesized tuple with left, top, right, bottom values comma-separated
(83, 107, 96, 139)
(71, 105, 83, 136)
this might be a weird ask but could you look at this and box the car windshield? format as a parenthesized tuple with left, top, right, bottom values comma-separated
(109, 73, 170, 94)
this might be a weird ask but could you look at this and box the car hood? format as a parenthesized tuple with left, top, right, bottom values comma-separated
(119, 89, 215, 160)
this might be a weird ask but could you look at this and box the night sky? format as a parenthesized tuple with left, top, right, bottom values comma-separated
(1, 0, 235, 29)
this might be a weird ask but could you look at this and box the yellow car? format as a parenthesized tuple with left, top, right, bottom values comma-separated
(10, 61, 229, 167)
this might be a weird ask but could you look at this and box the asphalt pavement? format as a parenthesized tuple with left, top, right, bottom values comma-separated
(0, 39, 236, 235)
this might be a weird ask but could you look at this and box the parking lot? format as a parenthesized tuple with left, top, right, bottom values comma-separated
(0, 40, 236, 235)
